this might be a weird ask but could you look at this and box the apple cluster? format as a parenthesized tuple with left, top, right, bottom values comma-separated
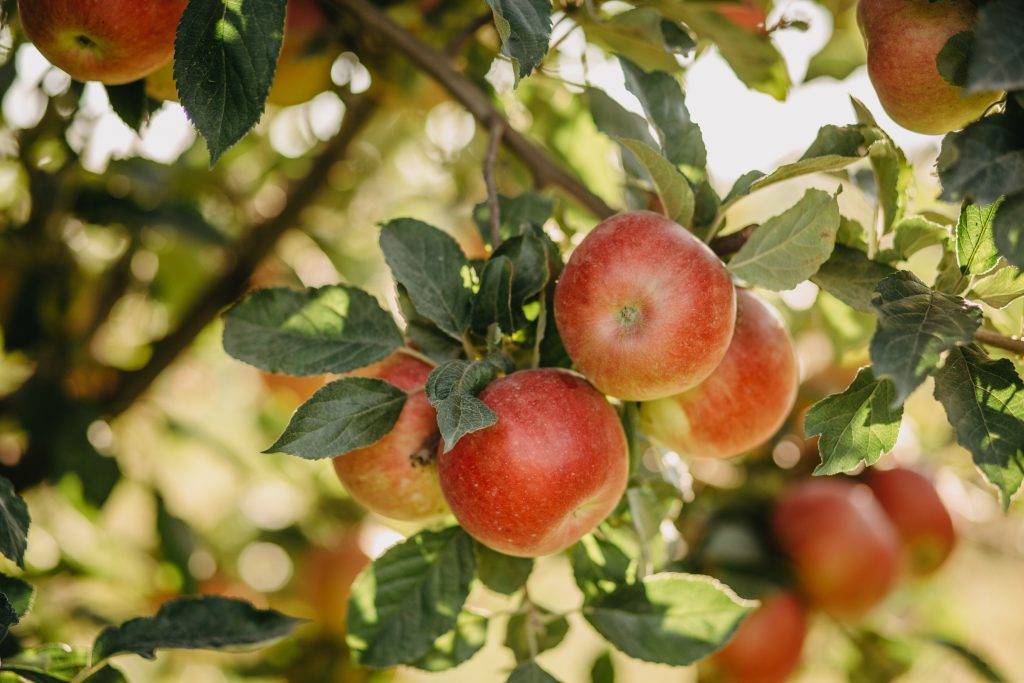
(16, 0, 337, 106)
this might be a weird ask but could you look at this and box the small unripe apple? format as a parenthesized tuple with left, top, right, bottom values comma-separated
(554, 211, 736, 401)
(332, 352, 449, 523)
(438, 369, 629, 557)
(865, 467, 955, 576)
(858, 0, 1002, 135)
(18, 0, 188, 84)
(713, 591, 807, 683)
(773, 479, 900, 618)
(640, 289, 798, 459)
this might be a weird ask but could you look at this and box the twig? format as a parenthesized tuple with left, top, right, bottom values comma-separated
(484, 116, 505, 248)
(104, 94, 378, 417)
(975, 329, 1024, 357)
(708, 224, 757, 259)
(329, 0, 615, 220)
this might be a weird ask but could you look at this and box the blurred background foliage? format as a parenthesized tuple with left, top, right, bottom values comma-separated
(0, 0, 1022, 681)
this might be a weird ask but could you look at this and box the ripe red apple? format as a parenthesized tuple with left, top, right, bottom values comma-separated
(554, 211, 736, 401)
(865, 467, 956, 576)
(147, 0, 337, 106)
(712, 591, 807, 683)
(640, 289, 798, 459)
(332, 352, 449, 522)
(261, 372, 327, 406)
(772, 479, 900, 618)
(18, 0, 188, 85)
(438, 369, 629, 557)
(858, 0, 1002, 135)
(298, 529, 369, 632)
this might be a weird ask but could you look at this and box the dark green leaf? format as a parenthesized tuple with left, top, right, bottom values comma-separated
(476, 543, 533, 595)
(505, 608, 569, 663)
(174, 0, 286, 163)
(222, 286, 403, 376)
(728, 189, 841, 290)
(956, 199, 1004, 276)
(852, 98, 912, 232)
(92, 596, 303, 660)
(930, 636, 1008, 683)
(380, 218, 473, 338)
(347, 527, 476, 667)
(0, 593, 17, 640)
(590, 651, 615, 683)
(486, 0, 552, 83)
(933, 344, 1024, 508)
(572, 534, 635, 603)
(493, 228, 551, 316)
(0, 575, 34, 618)
(938, 109, 1024, 206)
(507, 661, 561, 683)
(812, 245, 898, 312)
(411, 610, 488, 672)
(619, 58, 705, 169)
(587, 87, 660, 180)
(615, 138, 695, 227)
(870, 271, 983, 404)
(806, 368, 903, 476)
(473, 193, 554, 246)
(937, 31, 974, 87)
(966, 0, 1024, 93)
(994, 192, 1024, 269)
(425, 360, 498, 452)
(802, 124, 872, 159)
(472, 256, 515, 333)
(104, 80, 158, 132)
(0, 477, 29, 568)
(266, 378, 407, 458)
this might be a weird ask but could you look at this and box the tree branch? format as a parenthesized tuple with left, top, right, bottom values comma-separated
(104, 94, 378, 417)
(484, 116, 505, 248)
(975, 329, 1024, 357)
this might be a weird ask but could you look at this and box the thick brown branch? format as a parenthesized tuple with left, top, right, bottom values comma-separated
(484, 116, 505, 248)
(330, 0, 615, 220)
(104, 94, 378, 417)
(975, 329, 1024, 357)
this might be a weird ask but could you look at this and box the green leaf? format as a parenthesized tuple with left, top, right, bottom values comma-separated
(930, 636, 1008, 683)
(266, 378, 407, 459)
(870, 271, 983, 405)
(0, 575, 34, 618)
(380, 218, 473, 338)
(411, 610, 488, 672)
(475, 542, 533, 595)
(938, 109, 1024, 207)
(486, 0, 552, 83)
(590, 651, 616, 683)
(92, 596, 303, 661)
(728, 189, 841, 290)
(348, 527, 476, 667)
(493, 229, 551, 315)
(616, 138, 694, 227)
(937, 31, 973, 88)
(956, 199, 1005, 276)
(0, 593, 17, 640)
(587, 87, 660, 180)
(806, 368, 903, 476)
(852, 98, 912, 232)
(805, 5, 865, 81)
(1, 645, 91, 682)
(583, 573, 756, 666)
(174, 0, 286, 163)
(104, 80, 158, 132)
(0, 477, 29, 568)
(994, 192, 1024, 269)
(970, 263, 1024, 308)
(890, 216, 948, 261)
(507, 661, 561, 683)
(619, 58, 705, 170)
(812, 245, 898, 313)
(965, 0, 1024, 93)
(222, 286, 403, 376)
(571, 534, 636, 603)
(473, 192, 554, 246)
(425, 360, 498, 452)
(472, 256, 515, 333)
(580, 9, 692, 74)
(933, 344, 1024, 509)
(505, 608, 569, 663)
(801, 123, 873, 159)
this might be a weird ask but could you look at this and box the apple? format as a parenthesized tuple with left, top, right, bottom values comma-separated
(298, 529, 369, 632)
(772, 479, 900, 618)
(858, 0, 1002, 135)
(146, 0, 337, 106)
(261, 372, 327, 405)
(865, 467, 956, 576)
(712, 591, 807, 683)
(640, 289, 798, 459)
(17, 0, 188, 85)
(554, 211, 736, 401)
(438, 368, 629, 557)
(332, 352, 449, 523)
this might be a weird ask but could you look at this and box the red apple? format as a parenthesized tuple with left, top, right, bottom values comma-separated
(438, 369, 629, 557)
(713, 591, 807, 683)
(772, 479, 900, 618)
(332, 352, 449, 522)
(554, 211, 736, 401)
(261, 372, 327, 406)
(858, 0, 1002, 135)
(18, 0, 188, 85)
(715, 1, 769, 34)
(297, 529, 369, 633)
(865, 467, 956, 576)
(640, 289, 798, 459)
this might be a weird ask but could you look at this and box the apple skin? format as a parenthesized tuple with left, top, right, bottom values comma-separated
(147, 0, 337, 106)
(332, 352, 449, 523)
(865, 467, 956, 576)
(715, 1, 769, 34)
(640, 289, 798, 459)
(772, 479, 900, 619)
(438, 368, 629, 557)
(554, 211, 736, 401)
(18, 0, 188, 85)
(713, 592, 807, 683)
(858, 0, 1001, 135)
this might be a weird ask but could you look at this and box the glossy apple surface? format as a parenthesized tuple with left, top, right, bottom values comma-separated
(438, 368, 628, 557)
(554, 211, 736, 401)
(641, 289, 798, 459)
(713, 591, 807, 683)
